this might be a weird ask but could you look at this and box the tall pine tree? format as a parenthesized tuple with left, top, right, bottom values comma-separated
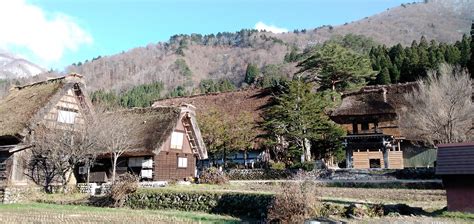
(297, 43, 376, 92)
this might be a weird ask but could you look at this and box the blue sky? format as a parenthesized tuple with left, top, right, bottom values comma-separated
(1, 0, 411, 70)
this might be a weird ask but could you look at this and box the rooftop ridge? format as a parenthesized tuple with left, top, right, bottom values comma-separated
(156, 86, 266, 102)
(14, 73, 83, 90)
(343, 82, 418, 97)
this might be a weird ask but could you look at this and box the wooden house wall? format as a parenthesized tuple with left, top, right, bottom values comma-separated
(353, 151, 384, 169)
(0, 152, 12, 186)
(159, 117, 193, 154)
(340, 120, 401, 137)
(42, 88, 85, 129)
(153, 116, 196, 181)
(352, 150, 403, 169)
(388, 151, 404, 169)
(153, 151, 196, 181)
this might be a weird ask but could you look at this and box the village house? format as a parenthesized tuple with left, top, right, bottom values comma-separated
(153, 88, 272, 166)
(436, 142, 474, 213)
(330, 82, 436, 169)
(86, 105, 208, 182)
(0, 74, 93, 186)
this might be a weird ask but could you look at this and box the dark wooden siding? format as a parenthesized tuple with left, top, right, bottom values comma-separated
(153, 151, 196, 181)
(436, 143, 474, 175)
(0, 152, 12, 186)
(442, 175, 474, 212)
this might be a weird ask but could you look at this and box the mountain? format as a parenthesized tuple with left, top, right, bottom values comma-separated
(0, 52, 46, 79)
(5, 0, 474, 98)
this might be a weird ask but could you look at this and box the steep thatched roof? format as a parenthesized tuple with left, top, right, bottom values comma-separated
(105, 107, 181, 155)
(330, 82, 417, 123)
(152, 88, 272, 149)
(0, 74, 86, 140)
(0, 79, 64, 139)
(153, 88, 272, 122)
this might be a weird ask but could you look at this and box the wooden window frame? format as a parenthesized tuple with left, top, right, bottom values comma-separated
(57, 109, 77, 124)
(170, 131, 185, 150)
(177, 157, 188, 168)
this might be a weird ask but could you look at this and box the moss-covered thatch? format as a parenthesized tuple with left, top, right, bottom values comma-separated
(103, 107, 181, 155)
(0, 80, 64, 138)
(330, 82, 417, 123)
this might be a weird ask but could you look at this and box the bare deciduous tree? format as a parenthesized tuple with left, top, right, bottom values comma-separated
(400, 64, 473, 145)
(93, 109, 138, 183)
(27, 123, 97, 193)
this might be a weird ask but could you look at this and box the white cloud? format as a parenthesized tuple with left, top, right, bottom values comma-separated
(254, 21, 288, 34)
(0, 0, 92, 65)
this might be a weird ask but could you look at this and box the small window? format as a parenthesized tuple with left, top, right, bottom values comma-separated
(0, 157, 7, 171)
(369, 159, 381, 168)
(170, 132, 184, 149)
(57, 110, 77, 124)
(361, 122, 369, 131)
(352, 123, 358, 134)
(178, 157, 188, 168)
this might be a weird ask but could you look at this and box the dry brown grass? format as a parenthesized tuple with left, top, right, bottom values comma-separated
(267, 182, 320, 223)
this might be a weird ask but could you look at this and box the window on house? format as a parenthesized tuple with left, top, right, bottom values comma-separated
(369, 159, 381, 168)
(57, 110, 77, 124)
(361, 122, 369, 131)
(170, 131, 184, 149)
(0, 157, 7, 171)
(178, 157, 188, 168)
(352, 123, 358, 134)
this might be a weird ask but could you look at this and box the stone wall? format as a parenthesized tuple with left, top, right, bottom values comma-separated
(1, 186, 40, 204)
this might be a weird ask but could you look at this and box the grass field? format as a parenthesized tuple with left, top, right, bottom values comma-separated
(5, 182, 470, 223)
(0, 203, 240, 224)
(161, 182, 447, 210)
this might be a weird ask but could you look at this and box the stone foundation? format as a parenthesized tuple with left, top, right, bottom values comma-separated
(1, 186, 40, 204)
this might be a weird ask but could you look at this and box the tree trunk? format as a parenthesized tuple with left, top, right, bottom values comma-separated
(223, 146, 227, 170)
(244, 150, 248, 168)
(112, 154, 118, 183)
(331, 81, 336, 102)
(304, 138, 312, 162)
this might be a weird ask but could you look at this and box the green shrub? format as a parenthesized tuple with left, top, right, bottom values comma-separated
(270, 161, 286, 170)
(290, 161, 315, 171)
(199, 167, 229, 185)
(226, 169, 293, 180)
(126, 189, 273, 219)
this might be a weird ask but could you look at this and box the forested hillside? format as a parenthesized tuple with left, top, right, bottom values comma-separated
(1, 0, 472, 100)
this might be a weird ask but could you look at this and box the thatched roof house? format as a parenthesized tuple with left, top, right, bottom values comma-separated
(153, 88, 272, 149)
(330, 82, 417, 124)
(0, 74, 93, 185)
(329, 82, 420, 169)
(100, 107, 207, 159)
(90, 105, 208, 181)
(0, 74, 92, 142)
(153, 88, 272, 122)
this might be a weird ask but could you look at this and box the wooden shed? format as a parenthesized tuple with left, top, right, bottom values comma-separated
(436, 142, 474, 213)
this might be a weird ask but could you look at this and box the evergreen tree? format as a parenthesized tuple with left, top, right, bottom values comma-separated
(376, 67, 391, 85)
(244, 63, 259, 84)
(457, 34, 471, 67)
(263, 79, 342, 162)
(297, 43, 376, 91)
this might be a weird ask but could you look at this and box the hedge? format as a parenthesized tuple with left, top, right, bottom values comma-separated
(126, 189, 274, 219)
(226, 169, 293, 180)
